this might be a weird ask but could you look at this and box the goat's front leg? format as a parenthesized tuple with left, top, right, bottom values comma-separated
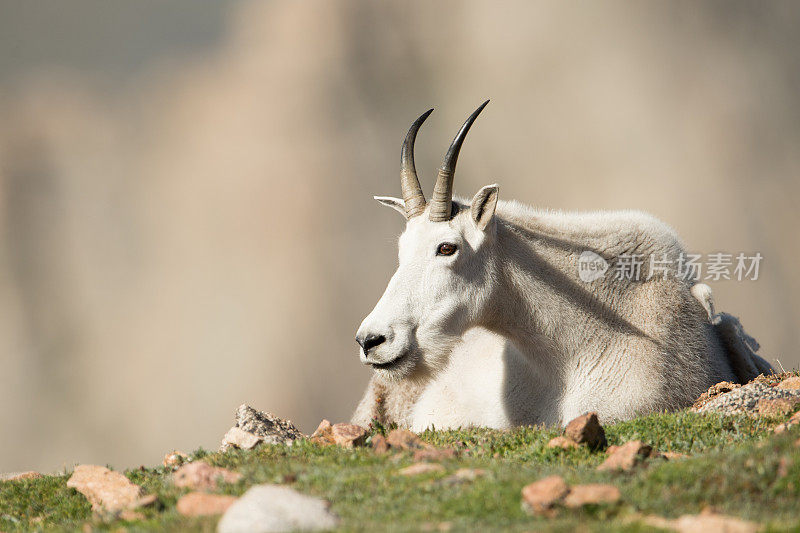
(351, 374, 426, 428)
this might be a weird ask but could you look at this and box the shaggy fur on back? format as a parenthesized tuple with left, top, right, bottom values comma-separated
(352, 199, 772, 429)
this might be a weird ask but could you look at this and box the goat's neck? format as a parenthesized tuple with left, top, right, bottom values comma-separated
(481, 218, 601, 374)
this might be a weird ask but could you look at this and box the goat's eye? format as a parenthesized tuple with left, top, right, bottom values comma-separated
(436, 243, 458, 256)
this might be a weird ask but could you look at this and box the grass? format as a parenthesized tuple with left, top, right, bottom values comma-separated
(1, 410, 799, 532)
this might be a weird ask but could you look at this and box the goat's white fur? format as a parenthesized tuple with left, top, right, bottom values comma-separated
(352, 192, 772, 430)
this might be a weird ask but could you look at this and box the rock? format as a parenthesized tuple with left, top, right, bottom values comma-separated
(521, 475, 569, 515)
(548, 436, 579, 450)
(757, 397, 800, 416)
(777, 456, 792, 478)
(66, 465, 152, 513)
(232, 405, 304, 445)
(1, 471, 42, 481)
(398, 463, 445, 476)
(565, 412, 607, 449)
(310, 420, 336, 446)
(693, 381, 742, 410)
(597, 440, 653, 472)
(119, 509, 146, 521)
(441, 468, 487, 484)
(413, 447, 457, 462)
(694, 381, 800, 416)
(172, 462, 242, 490)
(312, 420, 332, 434)
(563, 483, 621, 507)
(421, 521, 453, 532)
(673, 513, 760, 533)
(217, 484, 339, 533)
(331, 423, 367, 448)
(710, 381, 742, 394)
(139, 494, 159, 506)
(777, 376, 800, 390)
(386, 429, 427, 450)
(176, 492, 237, 516)
(371, 434, 389, 454)
(646, 511, 761, 533)
(163, 450, 189, 468)
(662, 451, 689, 461)
(373, 428, 451, 458)
(311, 418, 333, 437)
(310, 421, 367, 448)
(221, 427, 264, 451)
(773, 410, 800, 434)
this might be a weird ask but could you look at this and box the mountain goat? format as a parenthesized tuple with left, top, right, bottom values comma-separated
(352, 101, 772, 431)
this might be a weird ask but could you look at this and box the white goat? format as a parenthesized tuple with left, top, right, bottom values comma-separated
(352, 101, 772, 430)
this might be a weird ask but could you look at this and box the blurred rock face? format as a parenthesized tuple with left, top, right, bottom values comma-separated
(0, 1, 798, 472)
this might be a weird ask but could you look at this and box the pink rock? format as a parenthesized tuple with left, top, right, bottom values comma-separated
(312, 419, 332, 436)
(597, 440, 653, 472)
(176, 492, 238, 516)
(163, 451, 189, 468)
(398, 463, 445, 476)
(757, 397, 800, 417)
(442, 468, 487, 484)
(773, 410, 800, 434)
(777, 376, 800, 390)
(662, 451, 689, 461)
(654, 511, 761, 533)
(310, 419, 336, 446)
(172, 462, 242, 490)
(386, 429, 427, 450)
(331, 423, 367, 448)
(413, 447, 457, 462)
(565, 412, 607, 449)
(521, 475, 569, 515)
(371, 434, 389, 454)
(563, 484, 621, 507)
(548, 436, 579, 450)
(67, 465, 151, 513)
(119, 509, 146, 521)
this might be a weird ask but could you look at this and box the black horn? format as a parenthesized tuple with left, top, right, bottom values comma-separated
(400, 108, 433, 219)
(429, 100, 489, 222)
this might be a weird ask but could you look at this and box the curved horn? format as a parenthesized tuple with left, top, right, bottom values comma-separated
(429, 100, 489, 222)
(400, 108, 434, 219)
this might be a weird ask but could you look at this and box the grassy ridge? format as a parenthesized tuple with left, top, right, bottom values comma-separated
(1, 411, 798, 532)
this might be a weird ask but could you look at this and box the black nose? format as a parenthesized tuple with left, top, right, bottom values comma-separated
(357, 333, 386, 354)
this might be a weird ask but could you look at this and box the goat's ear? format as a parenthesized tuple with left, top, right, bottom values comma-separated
(470, 184, 499, 231)
(374, 196, 407, 217)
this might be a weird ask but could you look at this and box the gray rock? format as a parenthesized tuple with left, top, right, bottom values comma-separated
(232, 405, 304, 445)
(217, 485, 339, 533)
(693, 381, 800, 416)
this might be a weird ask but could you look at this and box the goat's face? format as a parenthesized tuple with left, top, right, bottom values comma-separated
(356, 102, 495, 379)
(356, 186, 499, 380)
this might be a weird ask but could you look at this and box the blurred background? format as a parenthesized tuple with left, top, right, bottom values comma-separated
(1, 1, 798, 473)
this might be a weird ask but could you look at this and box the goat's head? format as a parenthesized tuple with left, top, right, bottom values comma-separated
(356, 101, 501, 379)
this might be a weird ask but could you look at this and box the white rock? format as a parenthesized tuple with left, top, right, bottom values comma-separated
(221, 426, 263, 451)
(217, 484, 339, 533)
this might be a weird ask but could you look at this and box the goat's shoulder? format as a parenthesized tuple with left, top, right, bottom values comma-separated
(496, 201, 685, 257)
